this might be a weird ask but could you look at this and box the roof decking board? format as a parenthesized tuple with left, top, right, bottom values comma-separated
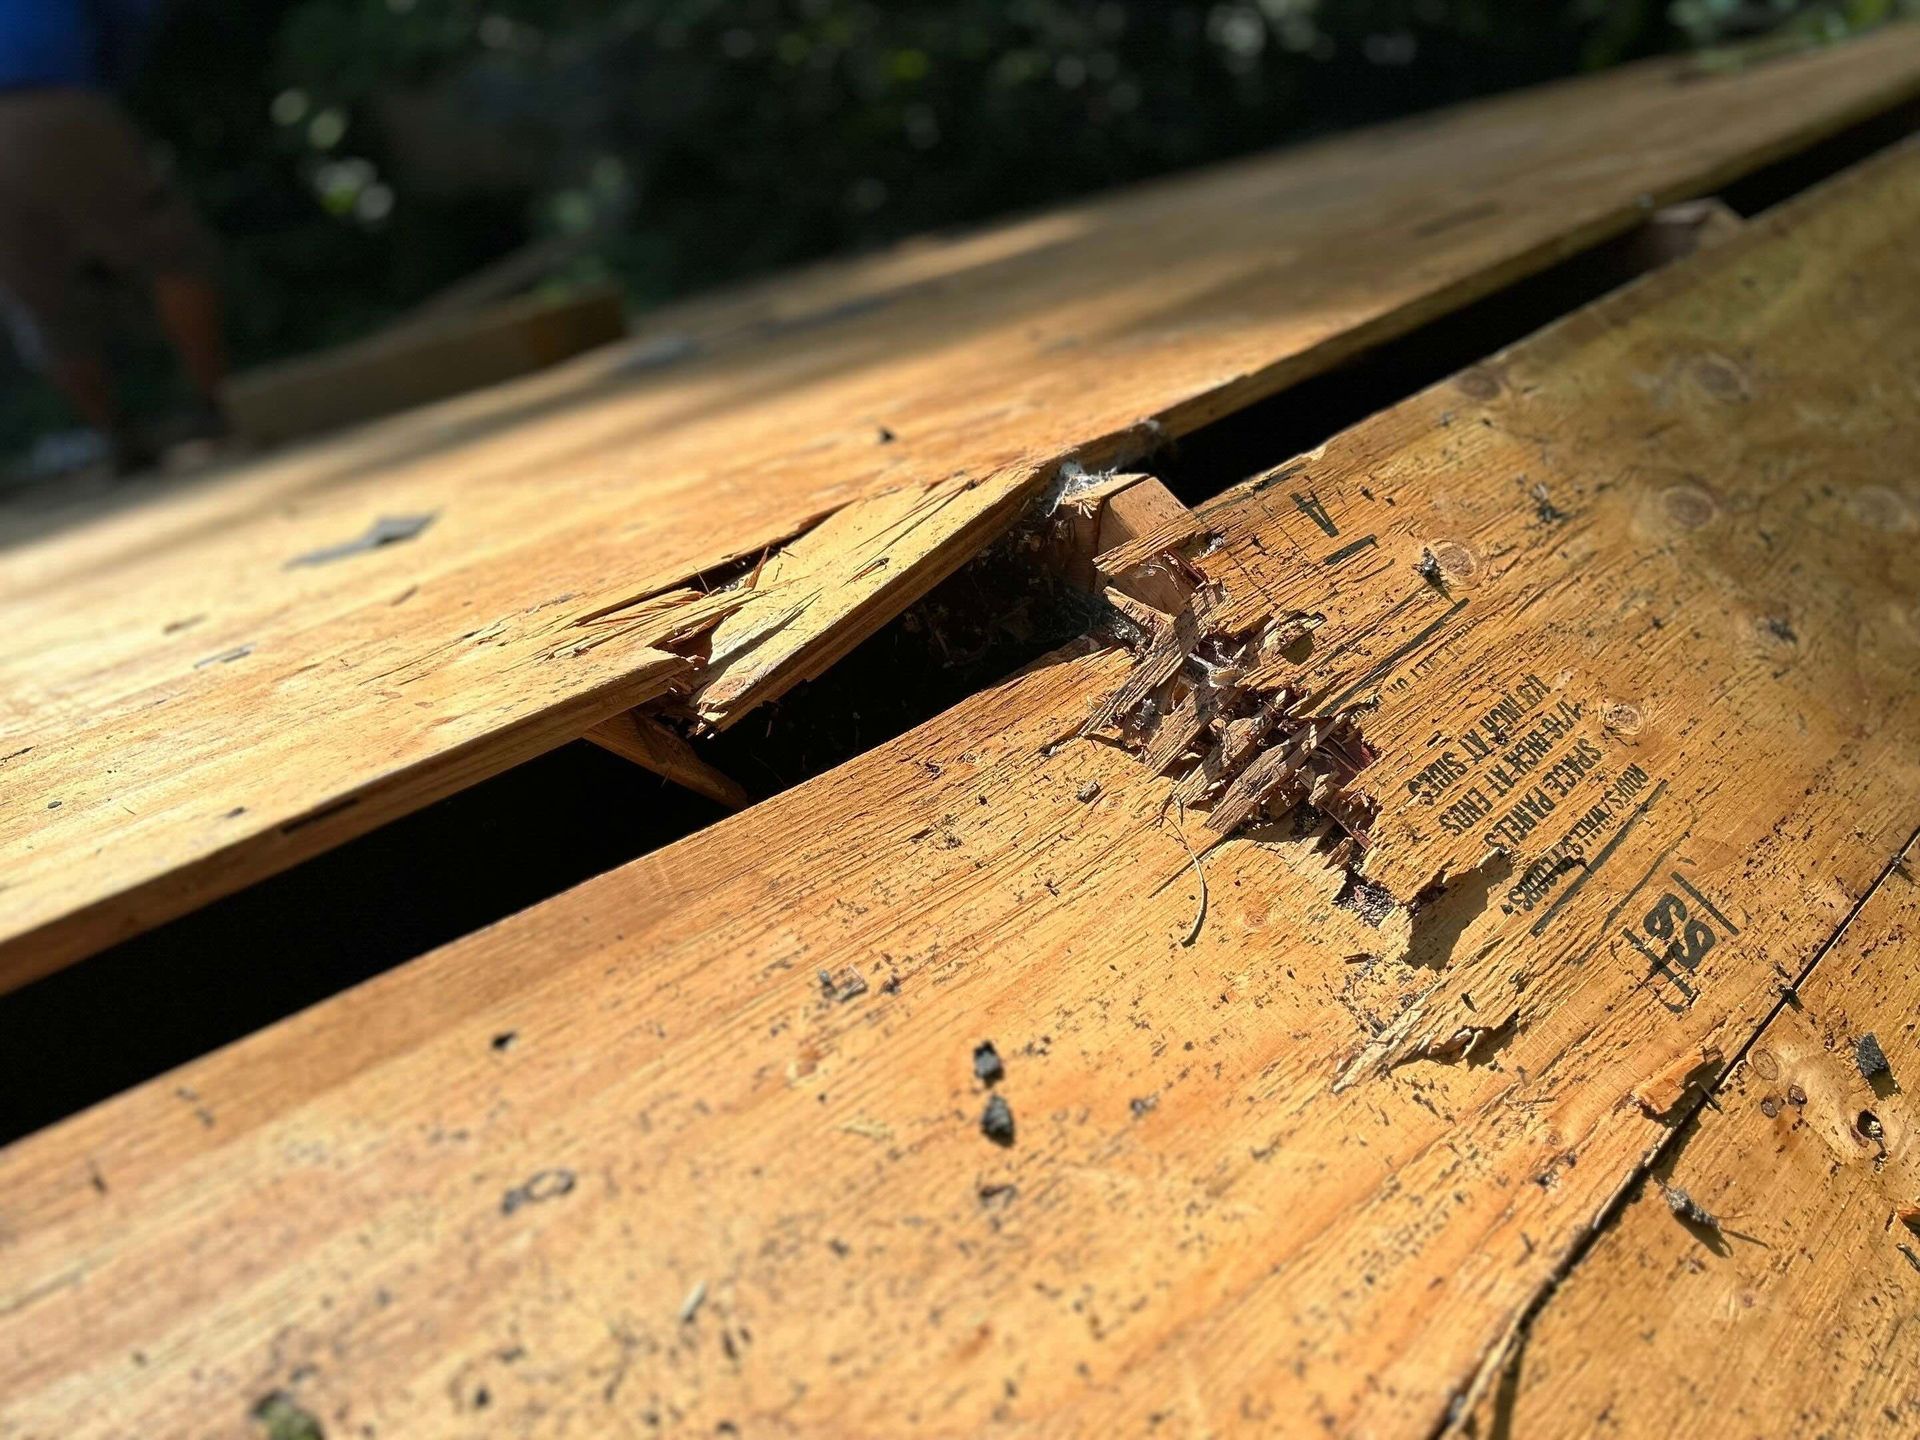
(5, 32, 1920, 982)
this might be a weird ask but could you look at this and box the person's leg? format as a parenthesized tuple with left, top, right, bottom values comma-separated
(43, 351, 116, 433)
(0, 106, 153, 470)
(43, 349, 155, 473)
(52, 92, 231, 432)
(152, 271, 228, 412)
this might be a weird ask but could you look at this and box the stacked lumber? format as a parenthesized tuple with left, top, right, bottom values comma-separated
(3, 28, 1920, 1440)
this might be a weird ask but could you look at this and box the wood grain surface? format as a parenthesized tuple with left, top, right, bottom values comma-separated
(1462, 849, 1920, 1440)
(5, 30, 1920, 984)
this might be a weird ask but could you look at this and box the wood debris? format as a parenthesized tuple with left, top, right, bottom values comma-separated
(973, 1041, 1005, 1087)
(1633, 1046, 1726, 1120)
(1083, 576, 1380, 855)
(1855, 1032, 1891, 1081)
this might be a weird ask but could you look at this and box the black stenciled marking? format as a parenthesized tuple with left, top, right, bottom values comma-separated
(1322, 535, 1379, 567)
(1312, 592, 1420, 672)
(1291, 490, 1339, 537)
(1528, 779, 1669, 937)
(1320, 597, 1469, 712)
(1669, 871, 1739, 935)
(1623, 926, 1698, 1013)
(1596, 838, 1684, 937)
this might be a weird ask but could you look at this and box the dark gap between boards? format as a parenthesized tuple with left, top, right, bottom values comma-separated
(1158, 93, 1920, 506)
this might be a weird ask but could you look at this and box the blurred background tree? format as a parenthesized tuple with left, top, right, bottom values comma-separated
(2, 0, 1912, 461)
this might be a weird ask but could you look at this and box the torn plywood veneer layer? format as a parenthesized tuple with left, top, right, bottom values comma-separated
(1462, 853, 1920, 1439)
(6, 125, 1920, 1440)
(5, 33, 1920, 983)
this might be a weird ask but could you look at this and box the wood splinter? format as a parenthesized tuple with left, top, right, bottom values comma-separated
(585, 709, 750, 809)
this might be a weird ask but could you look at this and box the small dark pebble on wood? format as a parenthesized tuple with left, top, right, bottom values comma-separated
(251, 1391, 324, 1440)
(1856, 1032, 1891, 1080)
(973, 1041, 1005, 1087)
(981, 1094, 1015, 1147)
(1663, 1184, 1718, 1230)
(818, 968, 869, 1003)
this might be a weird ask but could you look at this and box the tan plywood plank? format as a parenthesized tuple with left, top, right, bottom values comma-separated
(1460, 857, 1920, 1440)
(4, 32, 1919, 983)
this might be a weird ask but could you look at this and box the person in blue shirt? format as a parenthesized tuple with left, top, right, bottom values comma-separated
(0, 0, 229, 474)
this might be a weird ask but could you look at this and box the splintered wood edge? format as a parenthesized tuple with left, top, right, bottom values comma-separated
(585, 710, 750, 809)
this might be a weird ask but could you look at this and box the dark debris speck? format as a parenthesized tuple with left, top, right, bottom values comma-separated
(1335, 874, 1397, 928)
(251, 1392, 324, 1440)
(1531, 483, 1570, 524)
(817, 968, 870, 1004)
(973, 1041, 1005, 1087)
(981, 1094, 1015, 1147)
(501, 1167, 577, 1216)
(1856, 1032, 1891, 1081)
(1663, 1184, 1719, 1231)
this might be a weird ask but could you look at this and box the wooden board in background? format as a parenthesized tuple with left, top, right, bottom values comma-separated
(4, 31, 1920, 986)
(223, 285, 629, 446)
(4, 125, 1919, 1440)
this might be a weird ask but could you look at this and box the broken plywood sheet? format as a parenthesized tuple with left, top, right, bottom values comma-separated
(1459, 854, 1920, 1439)
(5, 32, 1920, 982)
(6, 126, 1920, 1439)
(690, 464, 1042, 727)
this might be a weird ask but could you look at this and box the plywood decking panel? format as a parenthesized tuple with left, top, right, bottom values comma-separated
(1462, 854, 1920, 1439)
(5, 32, 1920, 983)
(4, 129, 1920, 1439)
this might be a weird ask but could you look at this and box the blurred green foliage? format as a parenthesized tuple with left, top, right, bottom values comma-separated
(4, 0, 1912, 456)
